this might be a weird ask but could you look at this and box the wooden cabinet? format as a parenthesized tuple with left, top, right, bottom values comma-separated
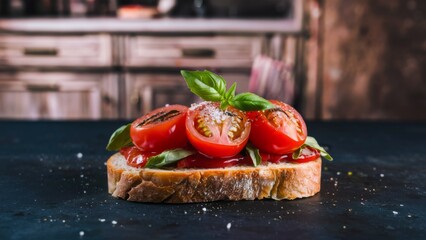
(0, 72, 118, 119)
(124, 35, 265, 68)
(0, 33, 117, 120)
(0, 34, 112, 68)
(0, 33, 276, 119)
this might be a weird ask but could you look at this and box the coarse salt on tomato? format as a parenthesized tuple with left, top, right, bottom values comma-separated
(191, 101, 227, 124)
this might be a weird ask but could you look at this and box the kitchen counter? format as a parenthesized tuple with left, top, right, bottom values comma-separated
(0, 18, 302, 34)
(0, 121, 425, 239)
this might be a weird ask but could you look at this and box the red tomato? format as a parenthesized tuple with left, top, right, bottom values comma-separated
(130, 105, 188, 152)
(185, 102, 251, 158)
(260, 147, 320, 164)
(177, 153, 251, 169)
(247, 100, 307, 155)
(288, 147, 320, 163)
(120, 146, 157, 168)
(259, 151, 288, 164)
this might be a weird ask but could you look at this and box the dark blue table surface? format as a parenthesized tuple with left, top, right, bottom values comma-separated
(0, 121, 425, 240)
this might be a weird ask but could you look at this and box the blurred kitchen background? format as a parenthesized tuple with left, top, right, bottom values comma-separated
(0, 0, 424, 120)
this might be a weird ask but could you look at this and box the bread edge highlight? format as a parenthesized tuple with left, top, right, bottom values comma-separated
(107, 153, 321, 203)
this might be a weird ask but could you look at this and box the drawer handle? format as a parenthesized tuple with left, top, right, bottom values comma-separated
(26, 83, 60, 92)
(23, 48, 58, 56)
(182, 49, 215, 58)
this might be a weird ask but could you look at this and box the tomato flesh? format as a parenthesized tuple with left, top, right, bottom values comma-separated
(177, 153, 252, 169)
(260, 147, 320, 164)
(121, 145, 319, 169)
(176, 148, 319, 169)
(120, 146, 157, 168)
(247, 100, 307, 155)
(130, 105, 188, 152)
(288, 147, 321, 163)
(186, 102, 250, 158)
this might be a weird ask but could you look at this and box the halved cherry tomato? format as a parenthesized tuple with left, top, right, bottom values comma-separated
(177, 153, 251, 169)
(247, 100, 307, 155)
(120, 146, 157, 168)
(260, 147, 320, 164)
(130, 105, 188, 152)
(185, 102, 251, 158)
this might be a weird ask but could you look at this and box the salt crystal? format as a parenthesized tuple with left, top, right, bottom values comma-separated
(202, 207, 207, 212)
(392, 211, 398, 215)
(400, 204, 404, 207)
(112, 220, 117, 225)
(337, 172, 341, 175)
(79, 231, 84, 237)
(98, 218, 106, 222)
(343, 225, 346, 229)
(407, 214, 412, 218)
(380, 174, 384, 177)
(77, 153, 83, 159)
(226, 223, 232, 230)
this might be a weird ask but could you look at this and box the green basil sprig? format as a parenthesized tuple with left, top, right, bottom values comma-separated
(181, 70, 274, 111)
(106, 123, 133, 151)
(245, 143, 262, 167)
(292, 136, 333, 161)
(145, 149, 196, 168)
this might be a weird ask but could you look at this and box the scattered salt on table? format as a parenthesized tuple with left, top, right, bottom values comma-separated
(226, 223, 232, 230)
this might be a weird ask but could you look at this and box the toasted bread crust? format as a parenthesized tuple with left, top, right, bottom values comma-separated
(107, 153, 321, 203)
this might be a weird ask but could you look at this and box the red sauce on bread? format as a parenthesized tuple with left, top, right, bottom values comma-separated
(121, 146, 320, 169)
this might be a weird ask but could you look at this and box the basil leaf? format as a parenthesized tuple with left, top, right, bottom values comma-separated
(293, 136, 333, 161)
(218, 82, 237, 110)
(245, 143, 262, 167)
(225, 82, 236, 100)
(292, 148, 303, 160)
(181, 70, 226, 102)
(145, 149, 196, 168)
(106, 123, 133, 151)
(220, 101, 229, 110)
(229, 92, 275, 111)
(305, 136, 333, 161)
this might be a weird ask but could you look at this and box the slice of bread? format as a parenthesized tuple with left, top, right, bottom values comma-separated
(107, 153, 321, 203)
